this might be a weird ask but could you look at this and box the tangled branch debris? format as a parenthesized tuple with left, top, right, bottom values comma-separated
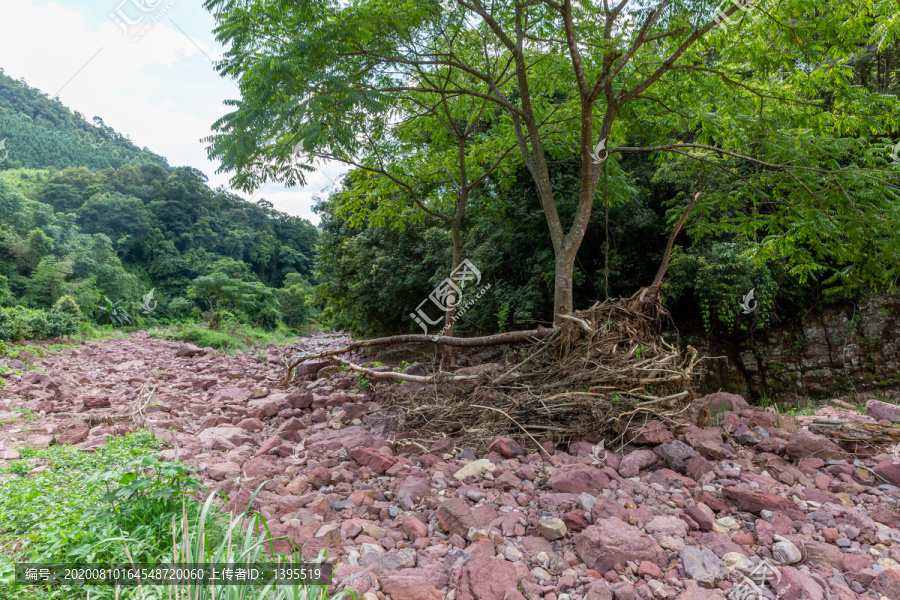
(284, 288, 703, 453)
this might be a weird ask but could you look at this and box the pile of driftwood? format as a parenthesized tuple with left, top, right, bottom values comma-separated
(379, 290, 701, 452)
(282, 287, 703, 453)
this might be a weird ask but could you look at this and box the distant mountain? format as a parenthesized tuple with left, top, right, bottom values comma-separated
(0, 69, 169, 171)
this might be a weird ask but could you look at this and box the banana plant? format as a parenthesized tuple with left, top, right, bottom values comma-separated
(97, 296, 133, 327)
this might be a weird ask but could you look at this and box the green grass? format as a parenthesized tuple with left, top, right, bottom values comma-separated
(0, 432, 231, 599)
(148, 321, 319, 354)
(0, 431, 347, 600)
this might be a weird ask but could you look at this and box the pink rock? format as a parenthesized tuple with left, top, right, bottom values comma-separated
(210, 386, 251, 403)
(865, 399, 900, 423)
(685, 455, 714, 480)
(396, 476, 430, 510)
(575, 518, 667, 574)
(254, 434, 284, 458)
(456, 558, 530, 600)
(436, 498, 475, 538)
(208, 461, 241, 481)
(198, 426, 254, 448)
(294, 360, 331, 377)
(58, 427, 89, 445)
(584, 581, 613, 600)
(349, 446, 400, 475)
(644, 515, 689, 537)
(637, 560, 663, 579)
(625, 420, 674, 445)
(287, 393, 313, 409)
(722, 487, 797, 516)
(617, 449, 658, 478)
(873, 459, 900, 487)
(675, 581, 725, 600)
(400, 515, 428, 539)
(304, 426, 390, 451)
(756, 437, 788, 454)
(237, 418, 264, 432)
(488, 437, 525, 458)
(872, 569, 900, 598)
(175, 343, 203, 357)
(548, 464, 610, 495)
(683, 506, 713, 531)
(771, 566, 824, 600)
(0, 449, 20, 460)
(380, 576, 445, 600)
(785, 428, 845, 461)
(688, 392, 749, 423)
(82, 396, 111, 409)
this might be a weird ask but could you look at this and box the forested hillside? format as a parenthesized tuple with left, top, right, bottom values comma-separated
(0, 75, 320, 340)
(0, 70, 168, 171)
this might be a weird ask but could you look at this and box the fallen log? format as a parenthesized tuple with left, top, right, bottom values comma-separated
(281, 326, 555, 384)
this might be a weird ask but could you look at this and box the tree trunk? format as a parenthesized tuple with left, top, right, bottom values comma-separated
(442, 220, 464, 367)
(553, 248, 577, 320)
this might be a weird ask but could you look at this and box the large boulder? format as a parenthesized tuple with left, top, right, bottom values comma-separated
(294, 360, 331, 377)
(865, 399, 900, 423)
(575, 518, 667, 573)
(873, 459, 900, 487)
(785, 428, 845, 461)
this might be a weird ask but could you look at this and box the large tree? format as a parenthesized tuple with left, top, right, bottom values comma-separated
(204, 0, 900, 322)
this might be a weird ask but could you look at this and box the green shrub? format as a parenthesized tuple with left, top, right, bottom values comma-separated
(0, 306, 79, 342)
(176, 327, 241, 350)
(96, 296, 132, 327)
(663, 241, 780, 334)
(166, 296, 192, 318)
(52, 294, 82, 319)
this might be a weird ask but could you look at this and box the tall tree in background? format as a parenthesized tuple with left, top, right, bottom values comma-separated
(205, 0, 900, 325)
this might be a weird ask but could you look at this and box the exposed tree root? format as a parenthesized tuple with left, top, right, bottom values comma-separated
(282, 327, 554, 384)
(374, 289, 703, 452)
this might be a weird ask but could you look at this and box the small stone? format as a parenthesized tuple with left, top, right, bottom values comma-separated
(538, 516, 567, 541)
(453, 459, 496, 480)
(772, 539, 802, 564)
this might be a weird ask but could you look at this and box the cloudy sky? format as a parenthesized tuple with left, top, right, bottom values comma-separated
(0, 0, 346, 224)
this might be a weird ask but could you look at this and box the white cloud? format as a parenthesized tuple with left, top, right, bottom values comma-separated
(0, 0, 344, 223)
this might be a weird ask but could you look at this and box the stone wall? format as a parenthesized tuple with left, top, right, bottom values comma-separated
(688, 293, 900, 402)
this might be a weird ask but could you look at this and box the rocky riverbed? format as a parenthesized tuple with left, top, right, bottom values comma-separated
(2, 332, 900, 600)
